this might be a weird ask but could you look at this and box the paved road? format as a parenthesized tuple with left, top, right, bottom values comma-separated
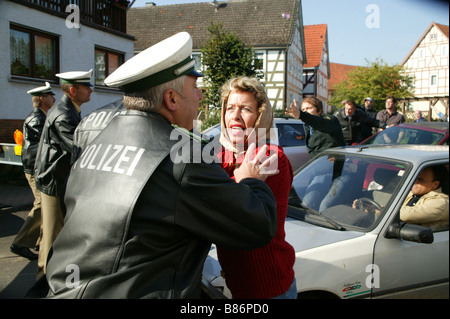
(0, 183, 37, 299)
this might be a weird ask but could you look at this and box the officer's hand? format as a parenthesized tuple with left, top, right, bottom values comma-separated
(285, 99, 300, 119)
(234, 144, 279, 183)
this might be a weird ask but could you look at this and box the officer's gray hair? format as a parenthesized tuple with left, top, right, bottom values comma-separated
(32, 96, 41, 108)
(123, 76, 186, 112)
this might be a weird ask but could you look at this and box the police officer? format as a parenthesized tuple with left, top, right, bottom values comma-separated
(35, 32, 278, 299)
(10, 82, 55, 260)
(34, 70, 93, 279)
(286, 97, 345, 158)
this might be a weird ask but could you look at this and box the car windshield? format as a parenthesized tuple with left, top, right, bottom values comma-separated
(288, 152, 411, 231)
(361, 126, 445, 145)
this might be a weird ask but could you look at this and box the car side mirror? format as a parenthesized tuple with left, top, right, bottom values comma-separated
(385, 223, 434, 244)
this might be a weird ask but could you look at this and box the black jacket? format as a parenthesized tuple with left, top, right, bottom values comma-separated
(299, 111, 345, 158)
(72, 99, 125, 163)
(34, 95, 81, 196)
(21, 108, 46, 174)
(44, 111, 277, 299)
(334, 108, 366, 145)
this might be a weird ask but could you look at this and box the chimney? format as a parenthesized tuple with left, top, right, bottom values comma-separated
(145, 2, 156, 6)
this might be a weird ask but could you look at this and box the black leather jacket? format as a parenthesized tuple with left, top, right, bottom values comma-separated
(34, 95, 81, 196)
(334, 108, 366, 145)
(21, 108, 46, 174)
(72, 99, 125, 163)
(44, 111, 277, 299)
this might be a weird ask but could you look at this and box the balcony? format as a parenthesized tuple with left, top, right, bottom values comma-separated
(10, 0, 129, 35)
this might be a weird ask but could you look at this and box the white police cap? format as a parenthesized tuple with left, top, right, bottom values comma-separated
(27, 82, 55, 96)
(104, 32, 203, 93)
(56, 69, 93, 86)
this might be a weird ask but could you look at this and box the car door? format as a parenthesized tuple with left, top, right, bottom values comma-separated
(371, 161, 449, 298)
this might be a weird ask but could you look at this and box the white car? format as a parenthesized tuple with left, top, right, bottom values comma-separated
(203, 144, 449, 299)
(202, 118, 310, 171)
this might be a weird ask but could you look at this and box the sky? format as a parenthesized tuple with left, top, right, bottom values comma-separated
(129, 0, 449, 67)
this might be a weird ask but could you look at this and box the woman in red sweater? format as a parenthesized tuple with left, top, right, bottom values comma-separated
(216, 76, 296, 299)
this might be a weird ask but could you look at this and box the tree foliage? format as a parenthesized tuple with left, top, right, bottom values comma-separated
(329, 58, 415, 111)
(199, 22, 263, 129)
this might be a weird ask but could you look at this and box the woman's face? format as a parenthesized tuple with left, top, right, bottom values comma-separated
(224, 90, 259, 146)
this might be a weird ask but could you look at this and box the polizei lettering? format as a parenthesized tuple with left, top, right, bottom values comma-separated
(80, 109, 126, 130)
(74, 143, 145, 176)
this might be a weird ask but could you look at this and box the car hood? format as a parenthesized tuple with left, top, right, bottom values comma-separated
(285, 217, 365, 252)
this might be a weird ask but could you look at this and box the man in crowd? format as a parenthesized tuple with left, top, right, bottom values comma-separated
(376, 96, 405, 130)
(334, 100, 366, 145)
(414, 110, 427, 122)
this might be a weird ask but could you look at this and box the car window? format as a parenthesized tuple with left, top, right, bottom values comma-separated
(366, 127, 445, 145)
(276, 123, 306, 147)
(289, 153, 410, 230)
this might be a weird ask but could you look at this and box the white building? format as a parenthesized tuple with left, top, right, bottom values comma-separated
(0, 0, 134, 143)
(401, 22, 449, 121)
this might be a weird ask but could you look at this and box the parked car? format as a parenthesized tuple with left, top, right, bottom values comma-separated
(202, 118, 310, 171)
(359, 122, 449, 146)
(203, 144, 449, 299)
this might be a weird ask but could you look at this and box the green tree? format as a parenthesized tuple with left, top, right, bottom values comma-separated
(199, 22, 263, 130)
(329, 58, 414, 111)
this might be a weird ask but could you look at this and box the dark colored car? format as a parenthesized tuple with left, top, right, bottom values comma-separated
(359, 122, 449, 146)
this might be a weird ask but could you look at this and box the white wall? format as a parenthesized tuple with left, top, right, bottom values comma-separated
(0, 1, 134, 119)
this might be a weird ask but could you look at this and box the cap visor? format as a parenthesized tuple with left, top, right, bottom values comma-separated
(189, 70, 204, 78)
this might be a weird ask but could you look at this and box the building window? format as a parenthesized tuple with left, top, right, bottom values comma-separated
(192, 53, 203, 72)
(419, 48, 425, 60)
(430, 74, 437, 87)
(10, 24, 59, 81)
(95, 47, 125, 86)
(255, 52, 265, 70)
(442, 45, 448, 58)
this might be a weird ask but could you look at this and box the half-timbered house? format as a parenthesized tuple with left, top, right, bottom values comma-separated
(401, 22, 449, 121)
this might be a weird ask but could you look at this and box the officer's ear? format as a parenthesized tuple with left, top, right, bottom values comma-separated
(163, 88, 179, 112)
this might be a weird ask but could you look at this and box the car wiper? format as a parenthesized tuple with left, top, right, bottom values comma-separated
(300, 203, 346, 231)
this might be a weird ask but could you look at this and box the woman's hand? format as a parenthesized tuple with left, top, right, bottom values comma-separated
(234, 144, 279, 182)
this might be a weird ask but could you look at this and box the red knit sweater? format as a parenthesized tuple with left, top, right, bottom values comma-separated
(216, 144, 296, 298)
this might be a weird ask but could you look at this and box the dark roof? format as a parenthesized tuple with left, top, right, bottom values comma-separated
(128, 0, 302, 51)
